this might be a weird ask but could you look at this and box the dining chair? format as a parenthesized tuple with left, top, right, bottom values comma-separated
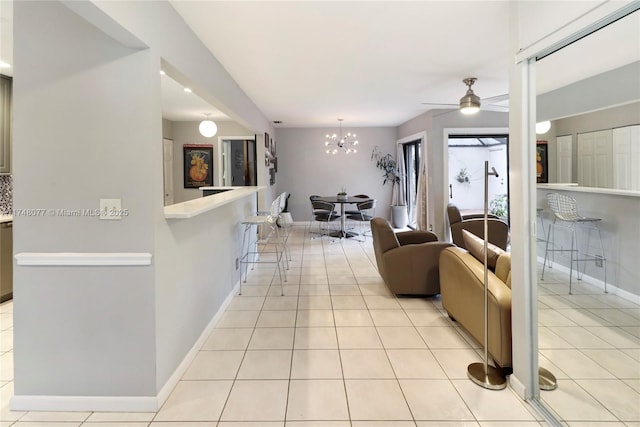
(347, 199, 377, 241)
(345, 194, 371, 215)
(309, 199, 340, 238)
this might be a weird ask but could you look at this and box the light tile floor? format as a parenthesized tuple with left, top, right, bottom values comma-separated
(536, 264, 640, 426)
(0, 224, 637, 426)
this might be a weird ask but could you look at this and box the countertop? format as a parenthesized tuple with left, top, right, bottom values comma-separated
(163, 186, 265, 219)
(537, 183, 640, 197)
(0, 215, 12, 224)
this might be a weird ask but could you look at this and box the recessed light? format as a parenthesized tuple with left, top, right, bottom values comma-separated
(183, 87, 192, 93)
(160, 70, 166, 75)
(0, 61, 10, 68)
(273, 120, 282, 124)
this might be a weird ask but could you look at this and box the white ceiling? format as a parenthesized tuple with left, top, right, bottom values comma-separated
(2, 2, 639, 127)
(170, 1, 513, 127)
(160, 72, 230, 122)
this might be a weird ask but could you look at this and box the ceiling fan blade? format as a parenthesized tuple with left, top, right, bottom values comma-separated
(482, 104, 509, 112)
(482, 93, 509, 103)
(421, 102, 458, 107)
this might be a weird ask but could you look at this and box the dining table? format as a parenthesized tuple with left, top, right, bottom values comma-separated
(316, 196, 373, 238)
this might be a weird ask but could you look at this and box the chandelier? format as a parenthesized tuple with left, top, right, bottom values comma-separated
(325, 119, 358, 154)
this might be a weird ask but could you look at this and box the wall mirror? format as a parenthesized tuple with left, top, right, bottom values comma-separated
(536, 10, 640, 190)
(532, 8, 640, 424)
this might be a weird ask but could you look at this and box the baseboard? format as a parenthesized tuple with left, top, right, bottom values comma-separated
(11, 395, 159, 412)
(11, 280, 240, 412)
(156, 280, 239, 407)
(537, 256, 640, 304)
(508, 373, 527, 400)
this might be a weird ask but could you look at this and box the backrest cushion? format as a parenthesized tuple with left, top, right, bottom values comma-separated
(447, 204, 463, 225)
(462, 229, 505, 269)
(494, 252, 511, 287)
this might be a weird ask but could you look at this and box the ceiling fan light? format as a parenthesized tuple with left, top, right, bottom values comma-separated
(459, 93, 481, 114)
(536, 120, 551, 134)
(199, 119, 217, 138)
(459, 77, 481, 114)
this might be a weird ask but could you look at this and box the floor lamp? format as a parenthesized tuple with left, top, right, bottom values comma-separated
(467, 161, 508, 390)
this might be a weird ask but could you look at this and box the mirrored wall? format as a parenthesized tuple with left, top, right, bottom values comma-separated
(532, 9, 640, 424)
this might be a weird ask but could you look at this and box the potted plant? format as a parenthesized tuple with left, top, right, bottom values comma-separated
(337, 187, 347, 201)
(456, 168, 470, 183)
(371, 146, 407, 228)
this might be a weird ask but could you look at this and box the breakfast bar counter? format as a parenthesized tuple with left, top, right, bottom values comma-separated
(163, 186, 265, 219)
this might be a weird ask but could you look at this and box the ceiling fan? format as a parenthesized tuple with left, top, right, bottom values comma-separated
(421, 77, 509, 113)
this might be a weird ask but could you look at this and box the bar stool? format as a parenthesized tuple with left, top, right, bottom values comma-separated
(239, 194, 286, 296)
(536, 208, 547, 244)
(541, 193, 607, 294)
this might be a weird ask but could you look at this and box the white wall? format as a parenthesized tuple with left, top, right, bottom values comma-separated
(11, 0, 269, 410)
(13, 1, 157, 396)
(275, 127, 397, 222)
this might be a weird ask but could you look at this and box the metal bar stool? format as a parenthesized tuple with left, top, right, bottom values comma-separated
(541, 193, 607, 294)
(239, 195, 286, 296)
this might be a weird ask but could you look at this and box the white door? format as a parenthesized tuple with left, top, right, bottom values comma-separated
(593, 130, 613, 188)
(578, 130, 612, 187)
(556, 135, 572, 183)
(162, 138, 174, 205)
(577, 132, 595, 186)
(612, 125, 640, 191)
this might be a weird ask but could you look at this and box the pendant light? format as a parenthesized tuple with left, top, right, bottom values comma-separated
(536, 121, 551, 134)
(324, 119, 359, 154)
(199, 113, 217, 138)
(459, 78, 481, 115)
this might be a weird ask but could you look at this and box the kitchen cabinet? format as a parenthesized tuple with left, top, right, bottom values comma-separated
(0, 75, 11, 174)
(0, 221, 12, 302)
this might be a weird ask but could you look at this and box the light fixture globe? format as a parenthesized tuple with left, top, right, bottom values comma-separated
(199, 115, 217, 138)
(460, 78, 481, 115)
(536, 120, 551, 134)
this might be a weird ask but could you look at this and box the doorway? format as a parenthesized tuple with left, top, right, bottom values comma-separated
(219, 137, 257, 187)
(447, 133, 509, 221)
(402, 139, 421, 228)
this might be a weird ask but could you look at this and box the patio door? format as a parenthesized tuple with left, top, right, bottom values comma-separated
(447, 134, 509, 222)
(402, 139, 421, 228)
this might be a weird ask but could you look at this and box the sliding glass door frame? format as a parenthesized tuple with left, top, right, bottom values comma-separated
(510, 3, 640, 424)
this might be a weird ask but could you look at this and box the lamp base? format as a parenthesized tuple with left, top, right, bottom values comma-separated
(467, 363, 507, 390)
(539, 366, 557, 391)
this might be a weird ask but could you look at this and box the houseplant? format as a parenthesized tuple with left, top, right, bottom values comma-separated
(371, 146, 407, 228)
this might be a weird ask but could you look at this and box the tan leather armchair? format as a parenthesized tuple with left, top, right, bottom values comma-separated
(439, 246, 512, 369)
(447, 204, 509, 250)
(371, 217, 453, 295)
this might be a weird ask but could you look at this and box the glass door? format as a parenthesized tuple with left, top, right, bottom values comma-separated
(402, 139, 421, 228)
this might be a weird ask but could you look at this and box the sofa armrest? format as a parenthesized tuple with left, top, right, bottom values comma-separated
(382, 242, 453, 294)
(439, 247, 512, 367)
(396, 230, 438, 245)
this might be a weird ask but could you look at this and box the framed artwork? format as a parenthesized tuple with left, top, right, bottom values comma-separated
(183, 144, 213, 188)
(536, 141, 548, 183)
(269, 168, 276, 186)
(271, 138, 276, 156)
(274, 157, 278, 173)
(264, 132, 271, 166)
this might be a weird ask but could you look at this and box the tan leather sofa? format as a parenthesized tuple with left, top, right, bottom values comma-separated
(371, 217, 453, 295)
(439, 245, 512, 369)
(447, 204, 509, 250)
